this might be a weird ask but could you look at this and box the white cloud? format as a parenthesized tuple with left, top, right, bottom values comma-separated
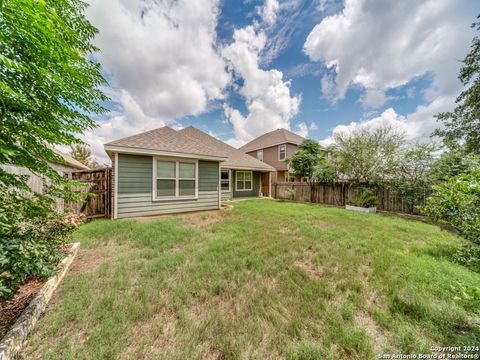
(295, 122, 309, 138)
(257, 0, 280, 27)
(84, 0, 229, 162)
(304, 0, 475, 106)
(222, 24, 301, 145)
(319, 95, 456, 146)
(309, 122, 318, 131)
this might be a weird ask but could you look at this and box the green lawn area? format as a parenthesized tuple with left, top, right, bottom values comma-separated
(23, 200, 480, 359)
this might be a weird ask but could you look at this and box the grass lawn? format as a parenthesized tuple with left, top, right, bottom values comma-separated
(22, 200, 480, 359)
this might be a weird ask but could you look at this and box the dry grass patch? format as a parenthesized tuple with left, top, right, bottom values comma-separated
(180, 210, 228, 228)
(294, 258, 324, 279)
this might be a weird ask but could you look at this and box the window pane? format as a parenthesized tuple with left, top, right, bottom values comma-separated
(244, 181, 252, 190)
(157, 161, 175, 178)
(179, 180, 195, 196)
(221, 170, 229, 180)
(257, 150, 263, 161)
(157, 179, 175, 197)
(237, 172, 244, 181)
(179, 162, 195, 178)
(221, 182, 229, 191)
(237, 181, 244, 190)
(244, 172, 252, 180)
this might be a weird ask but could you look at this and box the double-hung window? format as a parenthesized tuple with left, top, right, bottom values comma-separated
(154, 159, 197, 200)
(221, 169, 230, 192)
(236, 171, 252, 191)
(279, 144, 286, 161)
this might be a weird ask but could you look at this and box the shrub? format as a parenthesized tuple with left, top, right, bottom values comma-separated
(0, 188, 76, 302)
(348, 189, 378, 208)
(422, 167, 480, 244)
(453, 244, 480, 273)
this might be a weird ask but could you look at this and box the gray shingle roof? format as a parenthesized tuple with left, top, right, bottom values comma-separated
(105, 126, 275, 172)
(239, 128, 305, 153)
(179, 127, 274, 171)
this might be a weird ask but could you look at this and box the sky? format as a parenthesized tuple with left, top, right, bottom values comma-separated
(83, 0, 478, 163)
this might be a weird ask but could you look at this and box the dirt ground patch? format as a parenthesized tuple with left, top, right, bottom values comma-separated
(69, 242, 134, 274)
(294, 258, 324, 279)
(180, 210, 228, 228)
(0, 278, 45, 338)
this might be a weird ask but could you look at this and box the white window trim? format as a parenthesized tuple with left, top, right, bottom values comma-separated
(257, 149, 263, 161)
(152, 157, 198, 201)
(278, 144, 286, 161)
(220, 168, 231, 193)
(235, 170, 253, 192)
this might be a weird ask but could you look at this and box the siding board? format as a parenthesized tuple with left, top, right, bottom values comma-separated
(117, 154, 219, 217)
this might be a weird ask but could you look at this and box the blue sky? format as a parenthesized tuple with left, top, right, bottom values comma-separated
(84, 0, 477, 162)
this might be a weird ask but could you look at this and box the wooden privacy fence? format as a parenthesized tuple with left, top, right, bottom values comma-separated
(274, 182, 429, 215)
(66, 168, 112, 219)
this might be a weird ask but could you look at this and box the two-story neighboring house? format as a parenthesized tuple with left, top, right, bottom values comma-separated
(239, 128, 306, 191)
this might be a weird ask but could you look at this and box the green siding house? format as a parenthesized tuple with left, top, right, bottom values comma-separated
(105, 126, 274, 219)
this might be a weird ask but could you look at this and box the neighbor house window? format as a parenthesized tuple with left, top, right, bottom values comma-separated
(154, 158, 197, 199)
(221, 169, 230, 192)
(236, 171, 252, 191)
(279, 144, 286, 160)
(257, 149, 263, 161)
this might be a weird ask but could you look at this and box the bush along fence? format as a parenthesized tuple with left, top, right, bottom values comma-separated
(274, 182, 431, 215)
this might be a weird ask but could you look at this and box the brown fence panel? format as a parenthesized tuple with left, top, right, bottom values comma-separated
(66, 168, 111, 219)
(274, 182, 428, 215)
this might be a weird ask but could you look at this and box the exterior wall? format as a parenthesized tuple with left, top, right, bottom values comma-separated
(246, 143, 299, 172)
(232, 170, 261, 198)
(111, 153, 116, 218)
(116, 154, 219, 218)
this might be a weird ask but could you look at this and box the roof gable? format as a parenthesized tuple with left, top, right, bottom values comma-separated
(104, 126, 275, 171)
(239, 128, 305, 153)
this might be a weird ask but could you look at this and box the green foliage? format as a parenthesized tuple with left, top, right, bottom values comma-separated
(332, 125, 406, 185)
(287, 140, 324, 181)
(348, 188, 378, 208)
(393, 142, 436, 213)
(430, 148, 480, 182)
(422, 167, 480, 243)
(0, 0, 105, 301)
(434, 15, 480, 154)
(0, 0, 108, 191)
(0, 189, 75, 302)
(453, 282, 480, 302)
(453, 244, 480, 273)
(70, 144, 100, 169)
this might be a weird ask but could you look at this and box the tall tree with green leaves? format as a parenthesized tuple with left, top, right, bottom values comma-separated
(0, 0, 108, 192)
(0, 0, 108, 301)
(70, 144, 100, 169)
(434, 15, 480, 154)
(332, 125, 406, 185)
(287, 139, 323, 182)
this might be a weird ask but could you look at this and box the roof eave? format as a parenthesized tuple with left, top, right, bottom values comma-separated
(104, 145, 228, 162)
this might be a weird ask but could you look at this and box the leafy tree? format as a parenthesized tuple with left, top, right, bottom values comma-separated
(287, 139, 336, 202)
(70, 144, 100, 169)
(0, 0, 107, 301)
(429, 147, 480, 183)
(434, 15, 480, 154)
(0, 0, 108, 191)
(422, 166, 480, 244)
(286, 139, 323, 182)
(395, 142, 436, 213)
(331, 125, 406, 185)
